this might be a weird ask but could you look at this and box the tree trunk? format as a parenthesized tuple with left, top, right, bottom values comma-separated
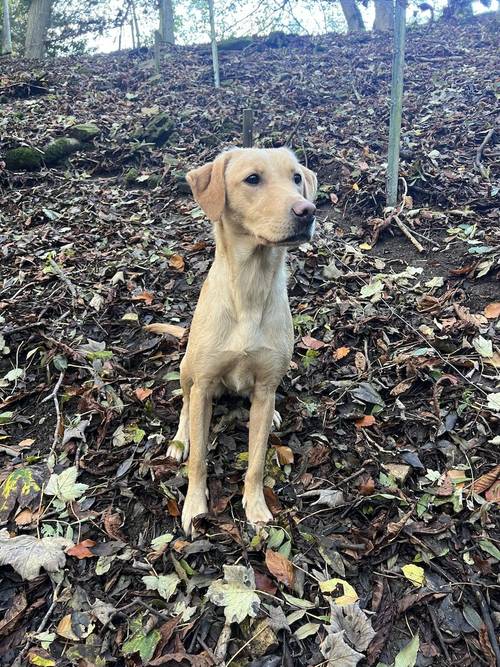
(373, 0, 393, 31)
(2, 0, 12, 54)
(207, 0, 220, 87)
(444, 0, 473, 18)
(159, 0, 175, 44)
(24, 0, 52, 58)
(339, 0, 365, 32)
(131, 0, 140, 47)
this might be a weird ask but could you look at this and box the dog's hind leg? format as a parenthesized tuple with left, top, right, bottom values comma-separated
(166, 365, 192, 462)
(243, 384, 275, 526)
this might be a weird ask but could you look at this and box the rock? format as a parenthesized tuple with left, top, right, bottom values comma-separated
(43, 138, 81, 165)
(137, 112, 174, 146)
(69, 123, 100, 142)
(5, 147, 43, 171)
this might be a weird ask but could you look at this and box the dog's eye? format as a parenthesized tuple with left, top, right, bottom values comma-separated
(294, 173, 302, 185)
(244, 173, 260, 185)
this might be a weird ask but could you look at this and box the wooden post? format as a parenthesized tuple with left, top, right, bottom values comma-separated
(386, 0, 407, 208)
(243, 109, 253, 147)
(207, 0, 220, 88)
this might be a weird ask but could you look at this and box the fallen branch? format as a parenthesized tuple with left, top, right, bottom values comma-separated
(474, 127, 494, 178)
(393, 214, 424, 253)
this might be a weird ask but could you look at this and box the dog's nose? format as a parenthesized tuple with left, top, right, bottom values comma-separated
(292, 200, 316, 223)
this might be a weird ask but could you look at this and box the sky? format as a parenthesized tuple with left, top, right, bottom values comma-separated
(87, 0, 498, 53)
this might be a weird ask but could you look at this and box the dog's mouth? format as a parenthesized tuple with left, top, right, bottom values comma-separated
(257, 224, 315, 248)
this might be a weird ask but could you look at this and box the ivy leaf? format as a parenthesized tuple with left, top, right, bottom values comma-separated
(0, 529, 71, 580)
(142, 573, 180, 601)
(45, 466, 88, 503)
(122, 614, 161, 663)
(207, 565, 260, 623)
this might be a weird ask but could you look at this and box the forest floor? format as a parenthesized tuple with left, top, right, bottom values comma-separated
(0, 13, 499, 667)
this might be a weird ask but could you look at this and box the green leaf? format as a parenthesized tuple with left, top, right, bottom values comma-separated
(122, 615, 161, 663)
(479, 539, 500, 561)
(360, 279, 384, 299)
(142, 573, 180, 601)
(294, 622, 321, 640)
(207, 565, 260, 623)
(150, 533, 174, 550)
(394, 633, 419, 667)
(45, 466, 88, 503)
(0, 411, 13, 424)
(282, 593, 315, 609)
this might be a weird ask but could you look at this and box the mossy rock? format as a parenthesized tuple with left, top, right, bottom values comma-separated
(43, 138, 81, 165)
(5, 147, 43, 171)
(69, 123, 100, 142)
(141, 112, 174, 146)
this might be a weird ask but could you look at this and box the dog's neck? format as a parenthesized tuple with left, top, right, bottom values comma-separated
(212, 219, 288, 320)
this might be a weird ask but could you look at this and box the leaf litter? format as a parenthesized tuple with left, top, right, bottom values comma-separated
(0, 12, 499, 667)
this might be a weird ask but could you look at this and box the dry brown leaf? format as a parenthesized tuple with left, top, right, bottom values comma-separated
(454, 304, 488, 327)
(354, 351, 366, 373)
(301, 335, 326, 350)
(167, 498, 180, 517)
(169, 254, 185, 271)
(275, 445, 294, 465)
(390, 378, 414, 396)
(484, 302, 500, 319)
(485, 481, 500, 503)
(355, 415, 376, 429)
(143, 322, 186, 338)
(358, 477, 375, 496)
(14, 509, 36, 526)
(135, 387, 153, 401)
(56, 614, 79, 640)
(66, 539, 96, 559)
(263, 486, 281, 515)
(334, 346, 350, 361)
(265, 549, 295, 588)
(132, 290, 154, 305)
(18, 438, 35, 448)
(472, 465, 500, 494)
(103, 509, 126, 541)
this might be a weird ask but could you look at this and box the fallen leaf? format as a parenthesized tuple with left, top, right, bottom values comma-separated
(142, 573, 180, 601)
(484, 302, 500, 319)
(383, 464, 411, 483)
(320, 578, 359, 605)
(402, 564, 425, 588)
(167, 498, 180, 516)
(45, 466, 88, 503)
(327, 602, 375, 651)
(207, 565, 260, 623)
(394, 633, 419, 667)
(275, 445, 294, 465)
(123, 614, 161, 663)
(472, 465, 500, 494)
(265, 549, 295, 588)
(18, 438, 35, 448)
(358, 478, 375, 496)
(355, 415, 376, 429)
(301, 335, 326, 350)
(472, 335, 493, 358)
(320, 629, 364, 666)
(61, 420, 90, 446)
(169, 254, 185, 271)
(334, 346, 351, 361)
(485, 481, 500, 503)
(0, 467, 45, 523)
(135, 387, 153, 401)
(0, 529, 71, 580)
(27, 649, 56, 666)
(132, 290, 154, 305)
(66, 539, 96, 559)
(301, 488, 344, 508)
(143, 322, 186, 338)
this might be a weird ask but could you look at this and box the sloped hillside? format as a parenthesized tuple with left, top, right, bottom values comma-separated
(0, 14, 499, 667)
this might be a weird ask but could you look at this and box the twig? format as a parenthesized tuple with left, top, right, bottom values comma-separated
(474, 128, 494, 178)
(393, 214, 424, 253)
(428, 606, 451, 661)
(285, 109, 307, 146)
(472, 586, 500, 667)
(42, 370, 65, 467)
(48, 258, 78, 298)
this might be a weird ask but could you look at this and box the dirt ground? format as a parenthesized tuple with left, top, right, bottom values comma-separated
(0, 13, 499, 667)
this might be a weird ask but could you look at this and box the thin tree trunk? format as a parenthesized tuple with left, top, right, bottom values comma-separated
(131, 0, 140, 47)
(130, 19, 135, 48)
(2, 0, 12, 54)
(24, 0, 52, 58)
(159, 0, 175, 44)
(207, 0, 220, 88)
(374, 0, 393, 31)
(339, 0, 365, 32)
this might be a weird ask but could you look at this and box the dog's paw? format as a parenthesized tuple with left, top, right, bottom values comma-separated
(166, 439, 189, 462)
(182, 490, 208, 537)
(243, 493, 273, 526)
(272, 410, 282, 430)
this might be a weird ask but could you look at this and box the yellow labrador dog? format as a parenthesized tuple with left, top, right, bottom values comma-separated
(166, 147, 317, 536)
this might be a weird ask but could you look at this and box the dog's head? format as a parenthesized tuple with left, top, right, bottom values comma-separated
(186, 147, 317, 247)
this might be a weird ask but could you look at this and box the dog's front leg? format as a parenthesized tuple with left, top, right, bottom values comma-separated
(243, 384, 275, 525)
(182, 383, 212, 536)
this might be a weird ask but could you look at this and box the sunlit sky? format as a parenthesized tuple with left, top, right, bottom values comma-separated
(88, 0, 498, 53)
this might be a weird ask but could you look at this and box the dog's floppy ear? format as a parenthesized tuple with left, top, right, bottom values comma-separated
(301, 166, 318, 202)
(186, 153, 229, 222)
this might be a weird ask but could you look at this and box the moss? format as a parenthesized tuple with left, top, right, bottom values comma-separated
(43, 138, 81, 165)
(5, 147, 43, 171)
(69, 123, 100, 142)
